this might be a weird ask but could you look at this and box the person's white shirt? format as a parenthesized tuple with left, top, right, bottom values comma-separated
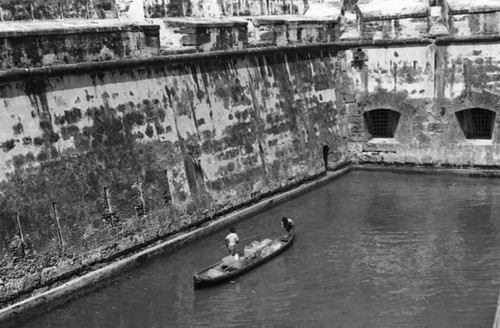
(282, 218, 294, 228)
(225, 232, 239, 246)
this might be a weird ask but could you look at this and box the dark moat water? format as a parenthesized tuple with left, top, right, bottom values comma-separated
(9, 171, 500, 328)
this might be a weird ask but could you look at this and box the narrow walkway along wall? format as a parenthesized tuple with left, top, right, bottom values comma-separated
(0, 47, 347, 307)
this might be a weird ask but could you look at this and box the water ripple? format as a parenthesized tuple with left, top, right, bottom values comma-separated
(12, 171, 500, 328)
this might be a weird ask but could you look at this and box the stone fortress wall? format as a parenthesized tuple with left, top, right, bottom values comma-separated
(1, 0, 500, 312)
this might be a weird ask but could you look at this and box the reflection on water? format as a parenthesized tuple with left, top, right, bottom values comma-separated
(8, 171, 500, 328)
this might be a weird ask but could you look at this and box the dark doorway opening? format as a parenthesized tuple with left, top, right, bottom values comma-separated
(322, 145, 330, 171)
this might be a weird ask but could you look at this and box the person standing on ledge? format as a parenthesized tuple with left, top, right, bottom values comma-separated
(225, 227, 239, 256)
(281, 216, 295, 237)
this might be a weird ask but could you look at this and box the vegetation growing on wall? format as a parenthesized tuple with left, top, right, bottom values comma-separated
(0, 48, 342, 307)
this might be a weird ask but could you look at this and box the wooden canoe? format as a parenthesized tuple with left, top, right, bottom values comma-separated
(193, 233, 295, 289)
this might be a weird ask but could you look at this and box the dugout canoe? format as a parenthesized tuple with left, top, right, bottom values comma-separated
(193, 233, 295, 289)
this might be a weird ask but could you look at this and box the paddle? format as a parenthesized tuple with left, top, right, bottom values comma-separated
(218, 234, 260, 249)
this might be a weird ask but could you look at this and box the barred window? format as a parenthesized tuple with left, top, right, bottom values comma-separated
(363, 109, 401, 138)
(455, 108, 496, 140)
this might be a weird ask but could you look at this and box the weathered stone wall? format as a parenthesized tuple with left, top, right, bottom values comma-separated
(446, 0, 500, 37)
(344, 40, 500, 167)
(0, 21, 160, 70)
(0, 0, 117, 20)
(0, 47, 346, 305)
(338, 0, 500, 167)
(356, 0, 430, 40)
(162, 18, 248, 51)
(157, 16, 339, 52)
(143, 0, 309, 18)
(360, 16, 429, 40)
(5, 0, 500, 313)
(0, 0, 342, 20)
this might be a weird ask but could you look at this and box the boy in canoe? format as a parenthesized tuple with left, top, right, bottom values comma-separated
(281, 217, 295, 237)
(225, 227, 239, 256)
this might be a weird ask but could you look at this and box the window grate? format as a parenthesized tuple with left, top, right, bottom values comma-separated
(456, 108, 496, 139)
(472, 108, 494, 138)
(364, 109, 401, 138)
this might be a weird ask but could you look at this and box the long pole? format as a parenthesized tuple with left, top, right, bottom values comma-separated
(137, 177, 145, 216)
(52, 202, 64, 246)
(103, 186, 114, 227)
(15, 213, 25, 244)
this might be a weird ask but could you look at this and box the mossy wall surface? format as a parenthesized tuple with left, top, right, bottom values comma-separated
(0, 0, 117, 20)
(4, 0, 500, 309)
(0, 24, 160, 69)
(344, 41, 500, 166)
(0, 48, 346, 305)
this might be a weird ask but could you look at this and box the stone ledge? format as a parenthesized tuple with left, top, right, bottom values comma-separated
(249, 14, 338, 26)
(163, 17, 248, 28)
(362, 139, 399, 153)
(7, 34, 500, 82)
(159, 15, 339, 51)
(435, 34, 500, 44)
(0, 19, 159, 37)
(0, 38, 434, 82)
(303, 2, 342, 21)
(357, 0, 429, 21)
(244, 15, 338, 47)
(0, 19, 160, 70)
(0, 0, 117, 21)
(162, 17, 248, 52)
(352, 163, 500, 178)
(447, 0, 500, 15)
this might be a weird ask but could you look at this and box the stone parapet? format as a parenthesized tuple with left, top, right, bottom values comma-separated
(352, 0, 500, 41)
(357, 0, 429, 21)
(144, 0, 306, 18)
(355, 0, 430, 41)
(446, 0, 500, 37)
(157, 15, 338, 52)
(0, 20, 160, 70)
(162, 17, 248, 52)
(0, 0, 117, 20)
(446, 0, 500, 14)
(247, 15, 338, 47)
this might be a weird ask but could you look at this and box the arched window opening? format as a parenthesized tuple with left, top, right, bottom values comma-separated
(455, 108, 496, 140)
(363, 109, 401, 138)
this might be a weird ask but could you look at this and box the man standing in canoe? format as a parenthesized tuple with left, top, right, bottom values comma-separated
(281, 217, 295, 237)
(225, 227, 239, 256)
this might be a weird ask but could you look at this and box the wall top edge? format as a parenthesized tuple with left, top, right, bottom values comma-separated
(361, 12, 429, 22)
(2, 34, 500, 83)
(0, 19, 158, 38)
(357, 1, 429, 20)
(435, 34, 500, 44)
(447, 0, 500, 15)
(163, 17, 249, 28)
(450, 8, 500, 15)
(251, 14, 339, 25)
